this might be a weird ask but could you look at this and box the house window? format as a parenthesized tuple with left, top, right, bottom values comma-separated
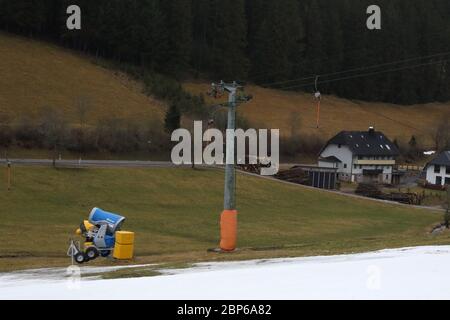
(446, 178, 450, 185)
(435, 165, 441, 174)
(344, 164, 347, 169)
(436, 176, 443, 185)
(447, 166, 450, 175)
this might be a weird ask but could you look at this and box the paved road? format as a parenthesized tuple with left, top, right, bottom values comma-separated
(0, 158, 179, 168)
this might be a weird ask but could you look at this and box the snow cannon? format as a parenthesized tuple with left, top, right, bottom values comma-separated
(89, 207, 126, 235)
(69, 208, 135, 264)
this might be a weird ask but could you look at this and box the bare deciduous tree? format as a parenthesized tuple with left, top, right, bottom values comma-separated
(289, 112, 302, 138)
(74, 95, 92, 153)
(431, 114, 450, 152)
(39, 106, 68, 167)
(0, 113, 12, 158)
(74, 96, 92, 130)
(445, 187, 450, 228)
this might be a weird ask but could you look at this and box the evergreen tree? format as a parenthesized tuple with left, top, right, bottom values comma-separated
(165, 103, 181, 133)
(250, 0, 304, 84)
(208, 0, 249, 79)
(1, 0, 450, 105)
(303, 0, 327, 78)
(163, 0, 193, 75)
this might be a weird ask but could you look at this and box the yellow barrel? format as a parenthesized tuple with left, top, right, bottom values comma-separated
(113, 231, 135, 260)
(115, 231, 135, 245)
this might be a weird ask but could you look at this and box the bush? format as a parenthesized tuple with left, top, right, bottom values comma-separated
(281, 133, 324, 158)
(14, 117, 44, 149)
(0, 125, 13, 147)
(145, 119, 171, 154)
(96, 118, 145, 153)
(143, 73, 207, 118)
(143, 73, 183, 101)
(66, 128, 99, 153)
(38, 108, 68, 151)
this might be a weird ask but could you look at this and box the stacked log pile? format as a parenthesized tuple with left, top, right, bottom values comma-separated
(355, 183, 383, 198)
(356, 183, 423, 205)
(237, 164, 263, 175)
(275, 167, 310, 185)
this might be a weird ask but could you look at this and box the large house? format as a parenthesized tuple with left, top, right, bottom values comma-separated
(425, 151, 450, 187)
(319, 127, 399, 184)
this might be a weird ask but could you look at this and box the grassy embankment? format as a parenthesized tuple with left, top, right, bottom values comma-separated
(0, 165, 447, 272)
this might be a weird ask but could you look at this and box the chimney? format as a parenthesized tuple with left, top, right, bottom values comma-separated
(368, 126, 375, 136)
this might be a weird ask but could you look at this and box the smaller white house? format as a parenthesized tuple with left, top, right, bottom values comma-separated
(425, 151, 450, 187)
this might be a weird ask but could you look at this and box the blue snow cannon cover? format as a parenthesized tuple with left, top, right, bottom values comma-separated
(104, 235, 116, 248)
(89, 207, 125, 235)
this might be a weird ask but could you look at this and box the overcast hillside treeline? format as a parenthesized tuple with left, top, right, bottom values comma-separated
(1, 0, 450, 105)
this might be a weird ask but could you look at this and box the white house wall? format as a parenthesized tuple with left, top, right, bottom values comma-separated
(320, 145, 396, 184)
(318, 161, 338, 169)
(320, 145, 353, 173)
(426, 165, 450, 186)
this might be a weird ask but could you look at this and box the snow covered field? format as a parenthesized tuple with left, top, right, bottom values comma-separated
(1, 246, 450, 300)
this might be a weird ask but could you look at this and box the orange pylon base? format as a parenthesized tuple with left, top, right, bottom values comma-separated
(220, 210, 238, 251)
(316, 100, 321, 129)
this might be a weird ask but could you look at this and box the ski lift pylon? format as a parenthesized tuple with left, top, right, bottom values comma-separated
(314, 75, 321, 129)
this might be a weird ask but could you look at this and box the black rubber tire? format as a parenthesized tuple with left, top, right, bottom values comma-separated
(100, 250, 111, 258)
(74, 252, 86, 264)
(85, 247, 100, 260)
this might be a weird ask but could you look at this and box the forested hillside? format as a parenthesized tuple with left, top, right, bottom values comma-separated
(1, 0, 450, 105)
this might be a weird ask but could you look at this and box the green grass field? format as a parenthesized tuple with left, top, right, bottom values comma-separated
(0, 166, 448, 272)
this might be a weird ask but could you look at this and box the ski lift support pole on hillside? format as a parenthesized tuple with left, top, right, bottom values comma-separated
(209, 81, 252, 252)
(314, 75, 321, 129)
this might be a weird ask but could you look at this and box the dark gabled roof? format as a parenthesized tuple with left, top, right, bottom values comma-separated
(428, 151, 450, 166)
(322, 129, 400, 157)
(319, 156, 342, 163)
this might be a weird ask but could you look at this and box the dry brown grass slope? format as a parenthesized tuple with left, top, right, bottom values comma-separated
(0, 32, 165, 126)
(0, 31, 446, 148)
(185, 82, 449, 146)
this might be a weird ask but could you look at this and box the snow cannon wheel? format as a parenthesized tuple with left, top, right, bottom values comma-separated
(74, 253, 86, 264)
(100, 250, 111, 258)
(85, 247, 100, 260)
